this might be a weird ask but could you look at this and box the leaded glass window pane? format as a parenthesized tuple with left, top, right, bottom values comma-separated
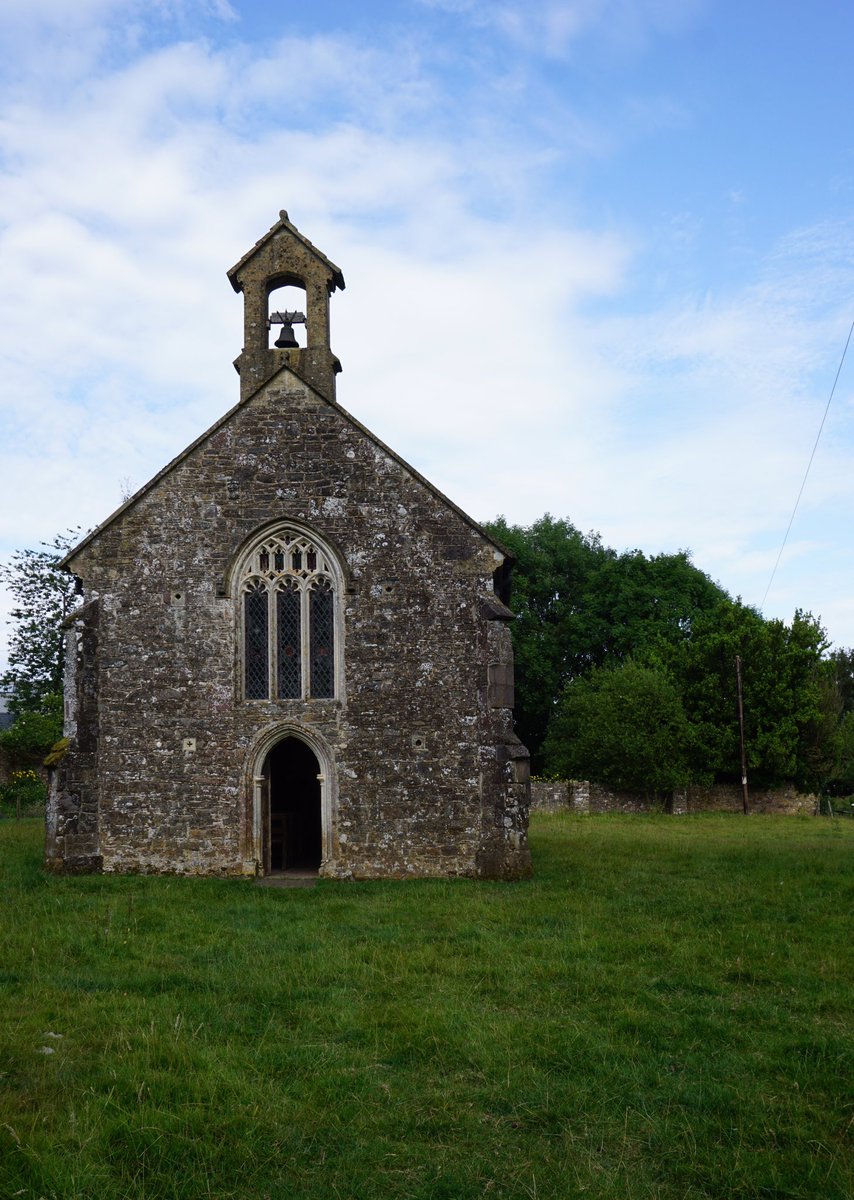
(239, 529, 340, 702)
(244, 585, 269, 699)
(310, 580, 334, 698)
(277, 583, 301, 699)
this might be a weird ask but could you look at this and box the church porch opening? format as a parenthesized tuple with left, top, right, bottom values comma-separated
(264, 737, 322, 875)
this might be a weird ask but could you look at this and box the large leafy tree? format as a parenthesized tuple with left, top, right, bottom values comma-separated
(827, 711, 854, 797)
(484, 515, 603, 765)
(819, 647, 854, 795)
(0, 530, 80, 715)
(672, 602, 833, 789)
(828, 646, 854, 715)
(486, 514, 842, 791)
(484, 514, 726, 768)
(545, 599, 835, 793)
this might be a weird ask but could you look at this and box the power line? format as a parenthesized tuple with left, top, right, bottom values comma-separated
(761, 317, 854, 611)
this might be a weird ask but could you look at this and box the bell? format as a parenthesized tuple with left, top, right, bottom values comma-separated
(274, 322, 299, 349)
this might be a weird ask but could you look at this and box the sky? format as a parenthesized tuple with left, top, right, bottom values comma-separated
(1, 0, 853, 668)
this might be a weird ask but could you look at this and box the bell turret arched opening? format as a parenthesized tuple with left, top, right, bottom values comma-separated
(267, 281, 308, 350)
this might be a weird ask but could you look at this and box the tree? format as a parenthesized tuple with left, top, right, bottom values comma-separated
(828, 646, 854, 715)
(484, 515, 604, 766)
(543, 659, 691, 800)
(483, 514, 727, 768)
(486, 514, 841, 790)
(664, 601, 832, 789)
(826, 710, 854, 797)
(0, 530, 80, 714)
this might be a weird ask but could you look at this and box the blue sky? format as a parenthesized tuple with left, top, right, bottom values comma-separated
(1, 0, 853, 664)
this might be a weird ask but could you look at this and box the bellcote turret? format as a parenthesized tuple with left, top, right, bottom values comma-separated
(227, 211, 345, 403)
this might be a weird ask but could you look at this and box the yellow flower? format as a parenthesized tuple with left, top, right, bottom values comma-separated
(11, 769, 39, 783)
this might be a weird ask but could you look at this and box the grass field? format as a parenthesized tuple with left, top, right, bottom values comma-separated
(0, 813, 851, 1200)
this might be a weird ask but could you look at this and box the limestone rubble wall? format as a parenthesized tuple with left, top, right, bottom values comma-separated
(530, 779, 818, 816)
(51, 373, 531, 879)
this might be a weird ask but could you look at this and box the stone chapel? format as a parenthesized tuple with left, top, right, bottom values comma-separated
(46, 212, 531, 880)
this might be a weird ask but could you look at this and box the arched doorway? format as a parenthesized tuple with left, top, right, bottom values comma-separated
(262, 737, 322, 874)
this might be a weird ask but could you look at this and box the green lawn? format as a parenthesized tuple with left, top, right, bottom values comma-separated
(1, 813, 851, 1199)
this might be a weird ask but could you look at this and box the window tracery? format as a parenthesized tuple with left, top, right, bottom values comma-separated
(238, 531, 340, 700)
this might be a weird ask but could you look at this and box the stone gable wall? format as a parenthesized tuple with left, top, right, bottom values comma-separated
(49, 373, 531, 879)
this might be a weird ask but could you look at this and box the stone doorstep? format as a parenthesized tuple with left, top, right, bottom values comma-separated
(255, 871, 318, 889)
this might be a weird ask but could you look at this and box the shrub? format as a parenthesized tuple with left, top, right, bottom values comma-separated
(543, 659, 691, 799)
(0, 768, 47, 818)
(0, 696, 62, 769)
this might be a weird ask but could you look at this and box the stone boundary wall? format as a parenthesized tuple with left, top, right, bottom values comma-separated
(529, 781, 571, 812)
(680, 783, 816, 816)
(530, 779, 818, 816)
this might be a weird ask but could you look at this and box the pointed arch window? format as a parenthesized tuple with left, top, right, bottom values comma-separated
(238, 530, 341, 700)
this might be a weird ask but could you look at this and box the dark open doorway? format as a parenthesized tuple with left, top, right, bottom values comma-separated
(264, 737, 322, 873)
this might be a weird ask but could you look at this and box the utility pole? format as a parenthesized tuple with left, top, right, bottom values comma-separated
(735, 655, 749, 814)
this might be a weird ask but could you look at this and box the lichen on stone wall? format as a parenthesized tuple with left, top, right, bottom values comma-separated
(53, 372, 531, 880)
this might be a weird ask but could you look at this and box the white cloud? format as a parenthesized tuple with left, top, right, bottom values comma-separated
(0, 14, 619, 534)
(417, 0, 705, 58)
(3, 0, 130, 27)
(1, 0, 853, 679)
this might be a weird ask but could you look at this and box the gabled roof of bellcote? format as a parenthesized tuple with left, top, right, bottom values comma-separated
(226, 210, 346, 293)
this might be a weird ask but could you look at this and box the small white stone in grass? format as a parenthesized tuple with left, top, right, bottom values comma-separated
(37, 1046, 55, 1055)
(42, 1031, 64, 1038)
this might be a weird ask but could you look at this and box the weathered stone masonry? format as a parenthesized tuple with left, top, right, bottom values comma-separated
(46, 213, 531, 880)
(529, 779, 818, 816)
